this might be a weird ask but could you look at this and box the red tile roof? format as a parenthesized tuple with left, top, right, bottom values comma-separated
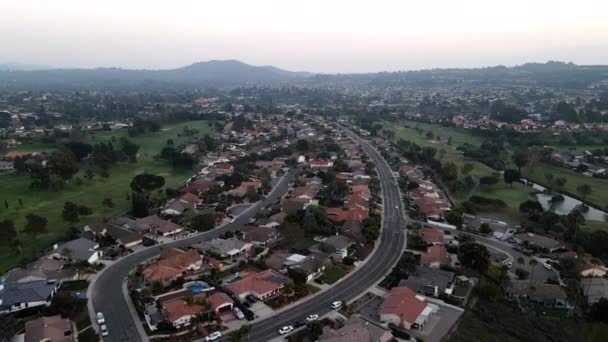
(143, 248, 202, 283)
(421, 227, 445, 245)
(420, 245, 450, 267)
(225, 269, 287, 298)
(380, 286, 427, 326)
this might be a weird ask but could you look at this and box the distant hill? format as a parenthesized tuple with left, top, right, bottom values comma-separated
(0, 62, 52, 71)
(0, 60, 312, 90)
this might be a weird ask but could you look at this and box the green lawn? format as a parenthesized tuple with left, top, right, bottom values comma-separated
(522, 163, 608, 211)
(0, 121, 209, 273)
(387, 121, 533, 222)
(319, 263, 347, 284)
(582, 220, 608, 232)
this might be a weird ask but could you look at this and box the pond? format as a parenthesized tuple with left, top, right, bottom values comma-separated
(529, 181, 608, 222)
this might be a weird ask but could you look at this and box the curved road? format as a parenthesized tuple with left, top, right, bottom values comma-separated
(219, 127, 407, 341)
(91, 169, 296, 342)
(92, 126, 406, 342)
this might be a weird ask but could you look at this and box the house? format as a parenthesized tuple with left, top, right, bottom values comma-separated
(143, 248, 202, 285)
(291, 186, 317, 200)
(84, 222, 143, 248)
(399, 266, 454, 298)
(579, 259, 608, 278)
(421, 227, 445, 245)
(162, 193, 202, 216)
(241, 225, 279, 246)
(136, 215, 183, 236)
(185, 179, 212, 194)
(321, 235, 353, 260)
(284, 253, 329, 283)
(309, 159, 333, 168)
(4, 257, 77, 284)
(420, 245, 450, 268)
(580, 278, 608, 305)
(0, 161, 14, 174)
(379, 286, 432, 330)
(24, 315, 74, 342)
(0, 279, 60, 313)
(319, 315, 393, 342)
(225, 269, 288, 301)
(51, 238, 100, 263)
(505, 280, 570, 308)
(281, 198, 313, 214)
(513, 233, 563, 253)
(208, 162, 234, 175)
(193, 238, 252, 259)
(181, 144, 200, 156)
(161, 292, 213, 328)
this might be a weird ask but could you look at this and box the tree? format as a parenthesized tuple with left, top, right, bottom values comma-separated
(576, 183, 592, 198)
(0, 314, 20, 342)
(515, 268, 529, 280)
(130, 174, 165, 193)
(48, 151, 80, 181)
(191, 213, 216, 232)
(102, 198, 114, 208)
(246, 186, 261, 202)
(287, 267, 309, 285)
(120, 137, 140, 162)
(519, 200, 543, 215)
(544, 173, 554, 186)
(503, 169, 520, 187)
(554, 177, 567, 189)
(479, 223, 492, 235)
(590, 298, 608, 323)
(461, 163, 474, 175)
(0, 219, 17, 244)
(446, 209, 463, 227)
(458, 242, 490, 273)
(441, 162, 458, 181)
(62, 201, 80, 223)
(85, 169, 95, 180)
(512, 149, 529, 173)
(479, 175, 499, 186)
(63, 141, 92, 161)
(24, 213, 48, 234)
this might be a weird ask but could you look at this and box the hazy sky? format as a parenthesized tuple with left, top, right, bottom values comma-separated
(1, 0, 608, 73)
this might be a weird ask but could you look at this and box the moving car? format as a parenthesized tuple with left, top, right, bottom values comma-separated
(96, 312, 105, 325)
(279, 326, 294, 335)
(330, 301, 342, 309)
(205, 331, 222, 341)
(100, 324, 109, 337)
(306, 314, 319, 321)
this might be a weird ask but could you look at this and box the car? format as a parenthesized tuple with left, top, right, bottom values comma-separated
(96, 312, 105, 325)
(306, 314, 319, 321)
(330, 301, 342, 309)
(246, 294, 258, 303)
(229, 218, 236, 223)
(100, 324, 109, 337)
(205, 331, 222, 341)
(233, 307, 245, 320)
(278, 326, 294, 335)
(543, 262, 553, 270)
(395, 205, 399, 209)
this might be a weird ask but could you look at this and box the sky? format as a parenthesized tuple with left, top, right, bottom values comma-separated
(1, 0, 608, 73)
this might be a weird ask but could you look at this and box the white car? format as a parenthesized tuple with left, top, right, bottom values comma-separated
(330, 301, 342, 309)
(278, 325, 294, 335)
(395, 205, 399, 209)
(205, 331, 222, 341)
(96, 312, 105, 325)
(543, 263, 553, 270)
(306, 314, 319, 321)
(100, 324, 109, 337)
(233, 307, 245, 320)
(229, 218, 236, 223)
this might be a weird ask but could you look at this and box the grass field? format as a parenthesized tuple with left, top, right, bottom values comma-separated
(0, 121, 209, 273)
(388, 121, 534, 222)
(522, 163, 608, 211)
(319, 263, 347, 284)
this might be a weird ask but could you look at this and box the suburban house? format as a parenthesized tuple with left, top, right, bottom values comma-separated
(50, 238, 100, 263)
(513, 233, 563, 253)
(84, 222, 143, 248)
(281, 198, 314, 215)
(24, 315, 74, 342)
(580, 278, 608, 305)
(143, 248, 202, 285)
(283, 253, 329, 283)
(319, 315, 393, 342)
(208, 162, 234, 175)
(162, 192, 202, 216)
(309, 159, 333, 168)
(421, 227, 445, 245)
(505, 280, 570, 308)
(0, 160, 14, 174)
(225, 269, 288, 301)
(193, 238, 252, 259)
(241, 225, 279, 246)
(379, 286, 432, 330)
(136, 215, 183, 236)
(420, 245, 451, 268)
(399, 266, 454, 298)
(0, 279, 60, 313)
(161, 293, 212, 328)
(4, 257, 77, 284)
(321, 235, 353, 261)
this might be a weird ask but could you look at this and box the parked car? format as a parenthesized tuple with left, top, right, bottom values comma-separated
(246, 294, 258, 303)
(306, 314, 319, 321)
(233, 307, 245, 320)
(279, 326, 294, 335)
(96, 312, 105, 325)
(205, 331, 222, 341)
(330, 301, 342, 309)
(100, 325, 109, 337)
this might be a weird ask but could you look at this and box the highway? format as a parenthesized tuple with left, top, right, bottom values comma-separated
(219, 126, 407, 341)
(91, 169, 296, 342)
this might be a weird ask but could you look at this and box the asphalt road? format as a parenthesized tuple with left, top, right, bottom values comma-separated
(218, 127, 407, 342)
(91, 168, 296, 342)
